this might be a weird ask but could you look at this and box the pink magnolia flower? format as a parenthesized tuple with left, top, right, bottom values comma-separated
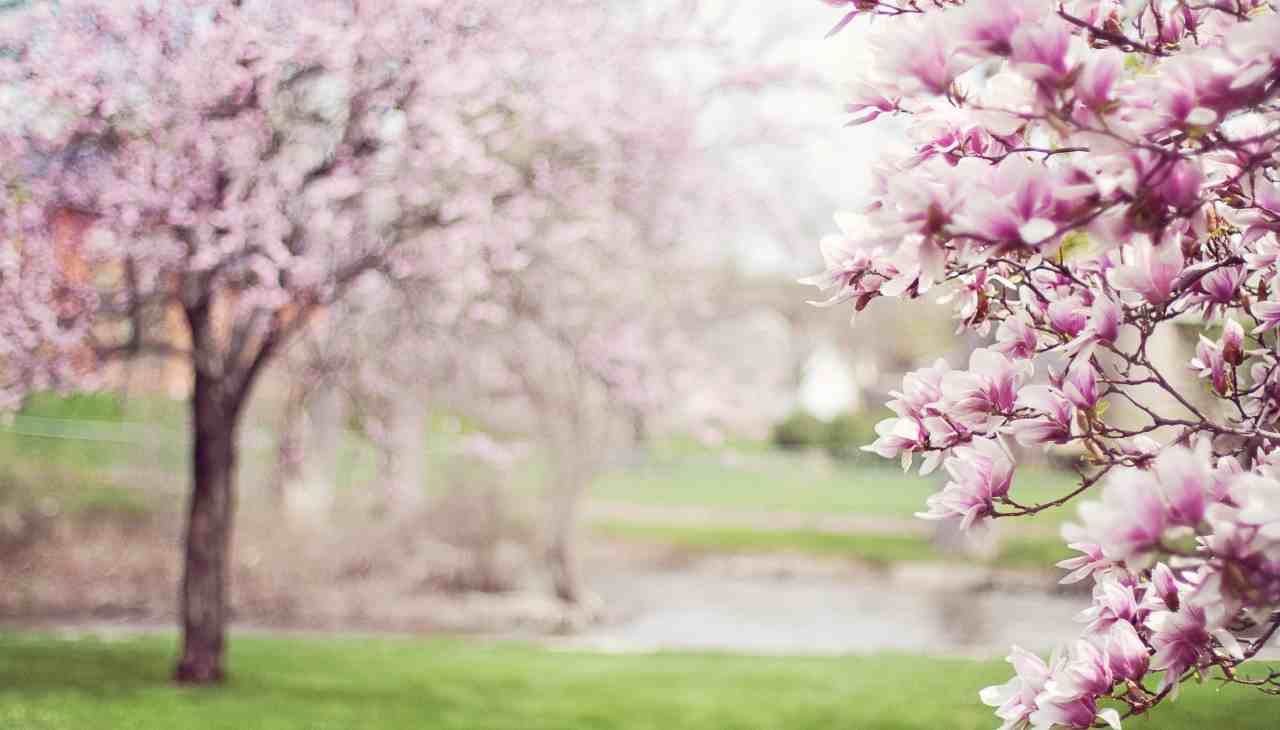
(955, 0, 1054, 57)
(920, 411, 976, 452)
(845, 82, 899, 126)
(1087, 296, 1121, 344)
(1221, 318, 1245, 366)
(1047, 297, 1088, 338)
(942, 348, 1031, 426)
(1061, 360, 1100, 411)
(886, 358, 950, 419)
(1066, 295, 1124, 358)
(1037, 641, 1116, 730)
(1148, 601, 1232, 697)
(1154, 443, 1212, 527)
(872, 19, 973, 96)
(800, 221, 894, 314)
(1185, 264, 1244, 319)
(1100, 620, 1150, 683)
(1039, 635, 1111, 706)
(867, 159, 976, 293)
(1251, 296, 1280, 334)
(1128, 55, 1225, 136)
(1076, 571, 1142, 636)
(1008, 385, 1075, 447)
(1190, 335, 1229, 396)
(1151, 158, 1205, 211)
(1200, 502, 1268, 568)
(1231, 473, 1280, 542)
(1009, 17, 1073, 84)
(917, 436, 1015, 528)
(945, 268, 991, 331)
(1074, 49, 1123, 111)
(905, 112, 1015, 168)
(980, 645, 1051, 730)
(1107, 236, 1184, 306)
(994, 313, 1040, 360)
(1068, 469, 1167, 568)
(1147, 3, 1189, 45)
(1056, 542, 1113, 585)
(953, 157, 1093, 248)
(864, 416, 929, 470)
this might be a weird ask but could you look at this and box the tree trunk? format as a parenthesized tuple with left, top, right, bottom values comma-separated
(174, 372, 242, 685)
(546, 482, 584, 604)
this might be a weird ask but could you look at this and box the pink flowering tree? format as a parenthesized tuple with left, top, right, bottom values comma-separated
(808, 0, 1280, 725)
(258, 0, 799, 600)
(0, 0, 627, 683)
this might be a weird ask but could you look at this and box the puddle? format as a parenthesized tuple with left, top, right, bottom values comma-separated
(566, 564, 1084, 657)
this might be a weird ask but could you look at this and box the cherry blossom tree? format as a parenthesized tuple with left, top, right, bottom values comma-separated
(0, 0, 640, 683)
(259, 0, 802, 601)
(807, 0, 1280, 725)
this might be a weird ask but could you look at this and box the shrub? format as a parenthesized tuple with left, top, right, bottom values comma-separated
(771, 410, 826, 451)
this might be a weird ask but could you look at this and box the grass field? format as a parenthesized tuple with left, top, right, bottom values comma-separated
(0, 633, 1272, 730)
(595, 522, 1071, 570)
(591, 450, 1082, 570)
(595, 452, 1080, 523)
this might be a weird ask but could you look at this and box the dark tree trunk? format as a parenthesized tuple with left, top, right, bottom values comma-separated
(173, 371, 243, 684)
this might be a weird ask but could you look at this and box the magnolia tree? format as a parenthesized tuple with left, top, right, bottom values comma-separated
(806, 0, 1280, 726)
(0, 0, 635, 683)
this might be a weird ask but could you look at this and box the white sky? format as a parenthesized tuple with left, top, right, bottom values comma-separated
(703, 0, 887, 275)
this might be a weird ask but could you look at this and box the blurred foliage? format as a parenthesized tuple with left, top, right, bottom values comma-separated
(771, 408, 888, 462)
(822, 410, 884, 461)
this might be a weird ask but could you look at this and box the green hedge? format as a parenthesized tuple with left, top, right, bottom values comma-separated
(771, 409, 885, 461)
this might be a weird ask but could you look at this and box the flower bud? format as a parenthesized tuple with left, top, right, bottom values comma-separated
(1222, 319, 1245, 366)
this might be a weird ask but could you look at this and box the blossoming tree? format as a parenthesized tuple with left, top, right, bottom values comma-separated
(259, 0, 800, 601)
(808, 0, 1280, 726)
(0, 0, 630, 683)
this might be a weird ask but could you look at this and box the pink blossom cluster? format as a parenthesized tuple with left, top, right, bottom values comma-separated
(809, 0, 1280, 722)
(984, 442, 1280, 728)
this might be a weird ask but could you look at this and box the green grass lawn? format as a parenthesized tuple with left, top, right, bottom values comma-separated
(592, 451, 1084, 570)
(0, 633, 1272, 730)
(594, 452, 1080, 524)
(595, 522, 1070, 570)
